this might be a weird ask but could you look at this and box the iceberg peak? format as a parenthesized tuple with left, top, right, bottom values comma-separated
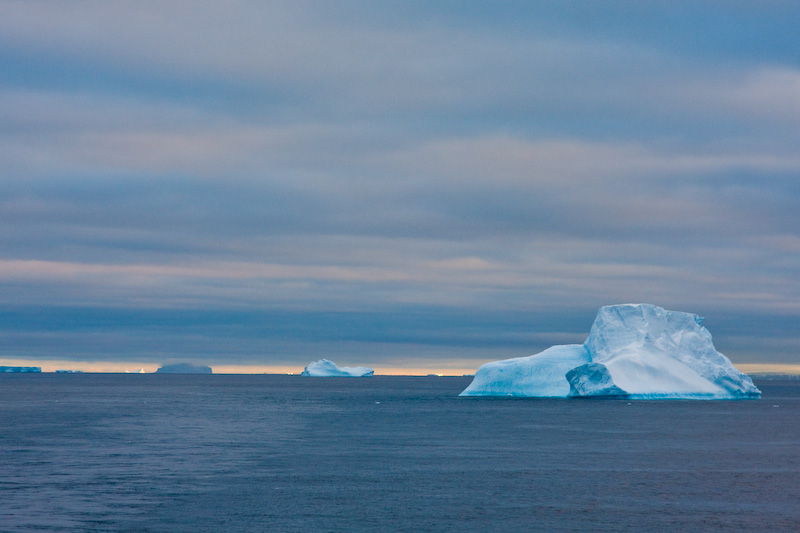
(461, 303, 760, 399)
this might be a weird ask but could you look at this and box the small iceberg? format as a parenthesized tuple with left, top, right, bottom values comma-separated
(460, 304, 760, 399)
(301, 359, 374, 377)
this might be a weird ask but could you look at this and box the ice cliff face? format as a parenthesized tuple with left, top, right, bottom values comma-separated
(460, 304, 760, 399)
(301, 359, 374, 377)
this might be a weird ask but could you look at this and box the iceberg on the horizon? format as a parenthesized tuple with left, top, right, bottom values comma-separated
(155, 363, 212, 374)
(301, 359, 374, 377)
(0, 366, 41, 373)
(460, 304, 760, 399)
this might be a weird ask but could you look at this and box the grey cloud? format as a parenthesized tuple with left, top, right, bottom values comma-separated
(1, 2, 799, 367)
(4, 1, 784, 138)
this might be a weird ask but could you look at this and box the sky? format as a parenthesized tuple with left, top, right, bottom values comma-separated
(2, 1, 799, 374)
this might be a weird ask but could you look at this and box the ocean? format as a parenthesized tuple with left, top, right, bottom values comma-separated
(1, 374, 798, 532)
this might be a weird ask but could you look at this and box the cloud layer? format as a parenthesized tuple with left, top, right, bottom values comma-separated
(2, 2, 799, 369)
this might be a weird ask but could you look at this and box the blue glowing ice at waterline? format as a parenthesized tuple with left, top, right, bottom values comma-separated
(301, 359, 374, 377)
(460, 304, 760, 399)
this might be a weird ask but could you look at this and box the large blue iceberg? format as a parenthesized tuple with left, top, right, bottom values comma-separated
(460, 304, 760, 399)
(301, 359, 374, 377)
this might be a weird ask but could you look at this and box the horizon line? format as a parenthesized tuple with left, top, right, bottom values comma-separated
(3, 359, 800, 376)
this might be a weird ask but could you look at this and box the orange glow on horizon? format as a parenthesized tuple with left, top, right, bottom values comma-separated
(2, 359, 799, 376)
(0, 358, 479, 376)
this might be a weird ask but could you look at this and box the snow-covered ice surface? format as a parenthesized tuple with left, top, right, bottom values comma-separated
(301, 359, 374, 377)
(460, 344, 590, 397)
(461, 304, 761, 399)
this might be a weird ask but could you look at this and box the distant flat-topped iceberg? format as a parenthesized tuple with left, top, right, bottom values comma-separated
(0, 366, 41, 373)
(301, 359, 374, 377)
(461, 304, 760, 399)
(156, 363, 212, 374)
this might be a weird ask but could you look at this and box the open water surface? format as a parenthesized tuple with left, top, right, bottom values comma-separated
(1, 374, 798, 532)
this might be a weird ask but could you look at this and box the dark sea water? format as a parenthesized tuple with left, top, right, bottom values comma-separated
(1, 375, 798, 532)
